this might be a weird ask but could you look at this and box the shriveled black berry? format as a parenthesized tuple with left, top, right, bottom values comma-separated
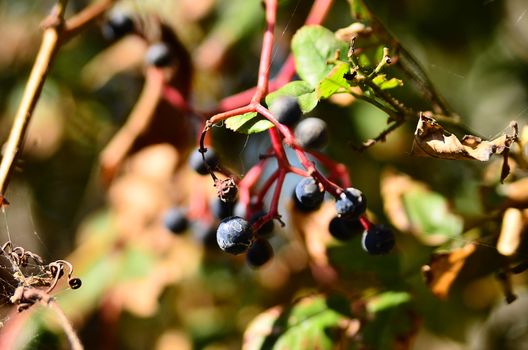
(101, 12, 134, 41)
(250, 211, 274, 238)
(335, 187, 367, 219)
(294, 117, 328, 150)
(294, 177, 325, 211)
(68, 278, 82, 289)
(145, 42, 173, 67)
(189, 148, 219, 175)
(216, 216, 254, 255)
(163, 207, 188, 234)
(192, 222, 219, 249)
(328, 216, 364, 241)
(210, 198, 234, 220)
(361, 225, 395, 255)
(246, 238, 274, 268)
(269, 96, 303, 127)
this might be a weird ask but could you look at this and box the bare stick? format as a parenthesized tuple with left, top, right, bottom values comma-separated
(0, 1, 68, 205)
(0, 0, 116, 205)
(47, 299, 84, 350)
(63, 0, 116, 40)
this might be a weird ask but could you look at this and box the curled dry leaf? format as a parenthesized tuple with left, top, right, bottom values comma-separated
(412, 114, 518, 181)
(422, 243, 476, 299)
(497, 208, 525, 257)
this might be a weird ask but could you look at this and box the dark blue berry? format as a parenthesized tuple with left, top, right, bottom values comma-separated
(294, 117, 328, 150)
(210, 198, 234, 220)
(250, 211, 274, 238)
(335, 187, 367, 219)
(328, 216, 364, 241)
(269, 96, 303, 127)
(216, 216, 254, 255)
(145, 43, 173, 67)
(163, 207, 188, 234)
(294, 177, 325, 211)
(189, 148, 219, 175)
(246, 238, 274, 268)
(361, 225, 395, 255)
(101, 12, 134, 41)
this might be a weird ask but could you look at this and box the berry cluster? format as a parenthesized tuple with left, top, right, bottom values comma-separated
(196, 97, 395, 264)
(102, 10, 396, 269)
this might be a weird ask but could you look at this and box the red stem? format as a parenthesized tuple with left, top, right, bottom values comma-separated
(306, 150, 351, 188)
(238, 159, 268, 208)
(217, 0, 332, 112)
(359, 215, 373, 230)
(252, 0, 278, 103)
(256, 169, 280, 204)
(305, 0, 334, 25)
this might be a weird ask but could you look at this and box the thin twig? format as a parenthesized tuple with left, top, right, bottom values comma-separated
(0, 1, 68, 206)
(0, 0, 116, 205)
(47, 299, 84, 350)
(63, 0, 116, 41)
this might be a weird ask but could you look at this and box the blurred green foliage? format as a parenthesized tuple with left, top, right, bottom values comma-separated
(0, 0, 527, 349)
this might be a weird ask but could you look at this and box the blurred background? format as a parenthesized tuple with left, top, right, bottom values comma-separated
(0, 0, 527, 349)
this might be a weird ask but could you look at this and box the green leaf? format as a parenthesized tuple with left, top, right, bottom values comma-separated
(367, 291, 411, 314)
(403, 189, 464, 245)
(225, 112, 274, 134)
(372, 74, 403, 90)
(243, 295, 356, 350)
(362, 291, 416, 350)
(317, 61, 351, 99)
(292, 25, 348, 88)
(266, 81, 318, 113)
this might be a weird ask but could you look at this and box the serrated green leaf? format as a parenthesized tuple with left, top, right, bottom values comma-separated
(292, 25, 348, 88)
(317, 61, 351, 99)
(225, 112, 274, 134)
(403, 189, 463, 245)
(372, 74, 403, 90)
(266, 81, 319, 113)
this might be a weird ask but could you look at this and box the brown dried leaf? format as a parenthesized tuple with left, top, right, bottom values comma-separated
(380, 169, 427, 233)
(289, 201, 338, 285)
(422, 243, 476, 299)
(497, 208, 525, 256)
(499, 177, 528, 204)
(412, 115, 517, 181)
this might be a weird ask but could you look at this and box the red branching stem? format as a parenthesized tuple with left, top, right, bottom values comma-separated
(294, 147, 342, 196)
(252, 169, 287, 232)
(238, 159, 268, 207)
(287, 166, 310, 177)
(257, 105, 343, 196)
(305, 0, 334, 25)
(217, 55, 296, 112)
(359, 215, 373, 230)
(256, 104, 295, 143)
(217, 0, 333, 112)
(208, 105, 256, 125)
(256, 169, 280, 204)
(270, 169, 287, 214)
(268, 127, 289, 167)
(252, 0, 278, 103)
(306, 150, 351, 187)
